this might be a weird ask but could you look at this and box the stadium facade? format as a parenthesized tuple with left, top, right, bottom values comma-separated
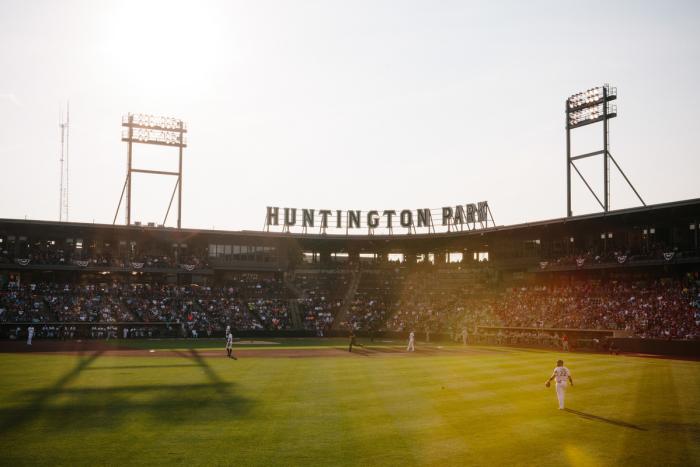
(1, 198, 699, 356)
(1, 197, 698, 282)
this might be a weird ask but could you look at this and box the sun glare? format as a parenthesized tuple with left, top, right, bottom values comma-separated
(97, 0, 223, 96)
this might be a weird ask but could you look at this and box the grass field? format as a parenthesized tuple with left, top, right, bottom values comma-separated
(0, 339, 698, 466)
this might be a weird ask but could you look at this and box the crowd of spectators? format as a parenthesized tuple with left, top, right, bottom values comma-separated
(0, 273, 291, 333)
(1, 271, 698, 340)
(342, 272, 699, 340)
(488, 279, 700, 339)
(294, 273, 350, 335)
(342, 270, 492, 336)
(341, 270, 403, 332)
(0, 241, 209, 270)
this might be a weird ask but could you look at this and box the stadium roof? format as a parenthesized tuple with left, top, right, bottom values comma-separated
(1, 197, 699, 241)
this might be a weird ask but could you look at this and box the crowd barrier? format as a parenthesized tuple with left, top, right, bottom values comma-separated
(2, 324, 697, 357)
(0, 323, 317, 340)
(608, 337, 700, 357)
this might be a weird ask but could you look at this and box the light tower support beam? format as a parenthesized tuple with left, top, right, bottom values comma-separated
(603, 85, 609, 211)
(114, 114, 187, 228)
(565, 84, 644, 216)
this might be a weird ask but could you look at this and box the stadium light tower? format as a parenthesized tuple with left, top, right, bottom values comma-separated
(113, 114, 187, 228)
(565, 84, 645, 217)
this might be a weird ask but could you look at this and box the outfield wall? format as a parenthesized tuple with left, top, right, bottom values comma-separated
(609, 337, 700, 357)
(1, 324, 698, 357)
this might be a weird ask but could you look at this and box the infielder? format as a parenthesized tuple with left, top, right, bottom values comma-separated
(407, 331, 415, 352)
(27, 325, 34, 346)
(225, 332, 237, 360)
(545, 359, 573, 409)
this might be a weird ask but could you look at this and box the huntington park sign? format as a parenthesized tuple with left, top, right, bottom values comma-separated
(264, 202, 493, 234)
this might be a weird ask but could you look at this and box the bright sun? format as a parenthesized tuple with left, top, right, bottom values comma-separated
(98, 0, 223, 96)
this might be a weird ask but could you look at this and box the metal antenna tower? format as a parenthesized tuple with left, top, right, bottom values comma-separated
(59, 101, 70, 222)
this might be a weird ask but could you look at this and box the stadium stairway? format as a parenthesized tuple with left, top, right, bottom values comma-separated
(282, 272, 307, 299)
(288, 299, 303, 329)
(283, 272, 305, 329)
(331, 271, 361, 330)
(243, 301, 266, 329)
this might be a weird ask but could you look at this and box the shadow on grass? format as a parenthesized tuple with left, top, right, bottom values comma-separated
(564, 408, 647, 431)
(86, 364, 201, 371)
(0, 349, 253, 434)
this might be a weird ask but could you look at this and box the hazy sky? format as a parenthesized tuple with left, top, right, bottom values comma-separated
(1, 0, 699, 232)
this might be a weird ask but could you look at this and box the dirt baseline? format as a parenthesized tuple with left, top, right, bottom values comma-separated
(0, 339, 501, 359)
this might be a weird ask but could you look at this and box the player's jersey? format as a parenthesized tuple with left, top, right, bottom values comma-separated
(409, 332, 415, 341)
(28, 327, 34, 335)
(226, 333, 233, 345)
(552, 366, 570, 384)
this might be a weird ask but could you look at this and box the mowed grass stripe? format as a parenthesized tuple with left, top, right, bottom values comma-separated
(0, 346, 699, 466)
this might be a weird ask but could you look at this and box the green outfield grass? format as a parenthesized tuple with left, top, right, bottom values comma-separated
(0, 342, 698, 466)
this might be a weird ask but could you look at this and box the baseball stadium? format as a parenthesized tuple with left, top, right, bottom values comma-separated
(2, 2, 700, 467)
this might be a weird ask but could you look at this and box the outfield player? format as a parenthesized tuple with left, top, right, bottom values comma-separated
(225, 332, 237, 360)
(407, 331, 415, 352)
(348, 330, 356, 352)
(27, 325, 34, 346)
(545, 359, 573, 409)
(562, 334, 570, 352)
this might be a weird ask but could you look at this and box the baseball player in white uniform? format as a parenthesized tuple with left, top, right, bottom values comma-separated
(407, 331, 415, 352)
(546, 359, 573, 409)
(225, 332, 237, 360)
(27, 325, 34, 346)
